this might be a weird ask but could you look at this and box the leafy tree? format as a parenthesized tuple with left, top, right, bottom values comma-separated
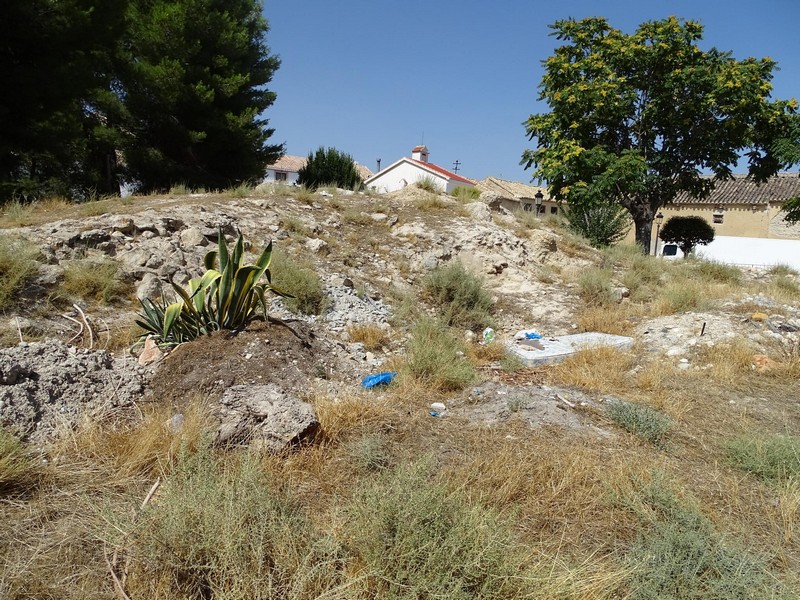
(775, 114, 800, 223)
(564, 200, 632, 248)
(522, 17, 796, 253)
(120, 0, 283, 193)
(659, 216, 715, 258)
(0, 0, 128, 201)
(297, 147, 363, 190)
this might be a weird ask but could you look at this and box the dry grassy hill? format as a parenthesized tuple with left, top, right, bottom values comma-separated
(1, 183, 799, 599)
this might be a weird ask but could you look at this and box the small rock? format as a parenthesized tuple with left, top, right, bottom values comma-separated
(138, 337, 164, 366)
(752, 312, 769, 322)
(305, 238, 328, 254)
(180, 227, 207, 247)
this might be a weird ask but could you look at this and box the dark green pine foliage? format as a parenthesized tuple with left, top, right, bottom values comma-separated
(121, 0, 283, 193)
(0, 0, 128, 201)
(297, 147, 363, 190)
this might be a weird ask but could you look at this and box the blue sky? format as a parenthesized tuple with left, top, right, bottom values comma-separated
(262, 1, 800, 183)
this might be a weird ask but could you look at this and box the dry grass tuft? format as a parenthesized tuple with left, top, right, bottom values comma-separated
(548, 346, 636, 393)
(346, 323, 391, 351)
(576, 304, 637, 335)
(310, 392, 397, 444)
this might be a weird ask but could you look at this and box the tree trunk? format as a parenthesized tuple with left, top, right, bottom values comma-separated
(634, 216, 654, 255)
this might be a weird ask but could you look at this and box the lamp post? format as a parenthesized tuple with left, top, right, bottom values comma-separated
(654, 212, 664, 256)
(535, 190, 544, 216)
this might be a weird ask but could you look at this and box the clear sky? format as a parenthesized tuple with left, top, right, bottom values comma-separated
(262, 0, 800, 184)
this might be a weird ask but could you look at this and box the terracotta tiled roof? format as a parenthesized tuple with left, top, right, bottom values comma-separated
(355, 164, 373, 180)
(267, 154, 306, 172)
(477, 176, 550, 200)
(410, 159, 474, 185)
(671, 173, 800, 206)
(412, 145, 428, 153)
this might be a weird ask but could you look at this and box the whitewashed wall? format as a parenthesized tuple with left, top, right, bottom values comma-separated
(263, 168, 300, 185)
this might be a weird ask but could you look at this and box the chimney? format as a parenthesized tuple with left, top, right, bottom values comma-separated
(411, 145, 429, 163)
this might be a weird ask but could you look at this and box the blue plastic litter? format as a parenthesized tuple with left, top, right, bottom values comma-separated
(524, 332, 543, 340)
(361, 371, 397, 389)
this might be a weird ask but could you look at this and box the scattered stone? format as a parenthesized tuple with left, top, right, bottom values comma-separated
(752, 312, 769, 322)
(305, 238, 328, 254)
(180, 227, 207, 247)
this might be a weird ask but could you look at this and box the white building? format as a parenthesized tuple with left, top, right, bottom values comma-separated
(263, 154, 373, 186)
(364, 146, 475, 194)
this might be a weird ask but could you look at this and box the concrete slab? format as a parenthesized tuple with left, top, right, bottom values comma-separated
(506, 330, 634, 367)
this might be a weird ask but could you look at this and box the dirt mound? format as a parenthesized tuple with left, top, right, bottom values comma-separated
(148, 320, 357, 406)
(0, 340, 148, 441)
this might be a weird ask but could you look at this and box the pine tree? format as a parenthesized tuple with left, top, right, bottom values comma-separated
(120, 0, 283, 192)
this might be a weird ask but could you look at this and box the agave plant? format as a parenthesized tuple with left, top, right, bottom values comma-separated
(135, 229, 291, 348)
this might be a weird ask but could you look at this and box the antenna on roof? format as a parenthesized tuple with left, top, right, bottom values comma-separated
(452, 160, 461, 173)
(421, 131, 424, 146)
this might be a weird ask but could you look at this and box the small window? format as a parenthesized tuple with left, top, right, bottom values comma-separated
(712, 207, 724, 224)
(275, 171, 288, 181)
(550, 206, 558, 214)
(523, 203, 533, 212)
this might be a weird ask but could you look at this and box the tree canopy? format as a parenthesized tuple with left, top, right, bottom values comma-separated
(522, 16, 797, 252)
(659, 216, 715, 257)
(298, 147, 363, 190)
(0, 0, 282, 201)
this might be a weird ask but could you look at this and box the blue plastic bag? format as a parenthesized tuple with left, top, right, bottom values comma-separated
(524, 331, 542, 340)
(361, 371, 397, 389)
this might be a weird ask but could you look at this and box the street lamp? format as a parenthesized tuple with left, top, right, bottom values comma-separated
(654, 212, 664, 255)
(534, 190, 544, 216)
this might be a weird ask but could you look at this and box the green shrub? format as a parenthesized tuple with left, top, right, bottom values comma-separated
(624, 475, 780, 599)
(726, 434, 800, 483)
(297, 147, 363, 190)
(422, 261, 494, 331)
(135, 230, 291, 347)
(565, 201, 632, 248)
(659, 216, 715, 257)
(60, 259, 127, 304)
(344, 460, 534, 599)
(768, 264, 798, 277)
(0, 236, 40, 310)
(577, 267, 613, 306)
(402, 318, 476, 392)
(451, 186, 481, 202)
(114, 445, 346, 598)
(269, 251, 327, 315)
(606, 400, 672, 446)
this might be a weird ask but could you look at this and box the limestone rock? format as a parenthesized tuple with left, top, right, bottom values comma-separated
(215, 384, 318, 451)
(180, 227, 207, 247)
(463, 201, 492, 222)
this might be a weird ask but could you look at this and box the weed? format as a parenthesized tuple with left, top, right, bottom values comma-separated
(451, 186, 481, 202)
(422, 261, 494, 331)
(3, 200, 34, 226)
(689, 259, 742, 284)
(507, 395, 527, 412)
(548, 346, 636, 393)
(415, 175, 440, 193)
(281, 215, 310, 236)
(342, 208, 372, 225)
(168, 183, 192, 196)
(415, 193, 448, 210)
(111, 445, 346, 598)
(768, 275, 800, 302)
(726, 434, 800, 484)
(292, 185, 315, 204)
(576, 305, 635, 336)
(0, 429, 41, 494)
(606, 400, 672, 446)
(59, 258, 128, 304)
(769, 264, 799, 277)
(652, 280, 706, 315)
(577, 267, 614, 306)
(500, 350, 525, 373)
(622, 475, 781, 599)
(270, 251, 327, 315)
(346, 434, 390, 472)
(347, 323, 391, 351)
(400, 318, 476, 392)
(0, 235, 40, 310)
(512, 207, 542, 231)
(345, 460, 535, 598)
(226, 182, 253, 198)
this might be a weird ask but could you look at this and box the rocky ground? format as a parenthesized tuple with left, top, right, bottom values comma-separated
(1, 185, 798, 447)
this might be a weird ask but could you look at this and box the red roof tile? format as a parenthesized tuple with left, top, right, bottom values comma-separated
(410, 159, 474, 185)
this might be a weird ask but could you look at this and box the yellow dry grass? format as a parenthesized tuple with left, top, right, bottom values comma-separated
(346, 323, 391, 351)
